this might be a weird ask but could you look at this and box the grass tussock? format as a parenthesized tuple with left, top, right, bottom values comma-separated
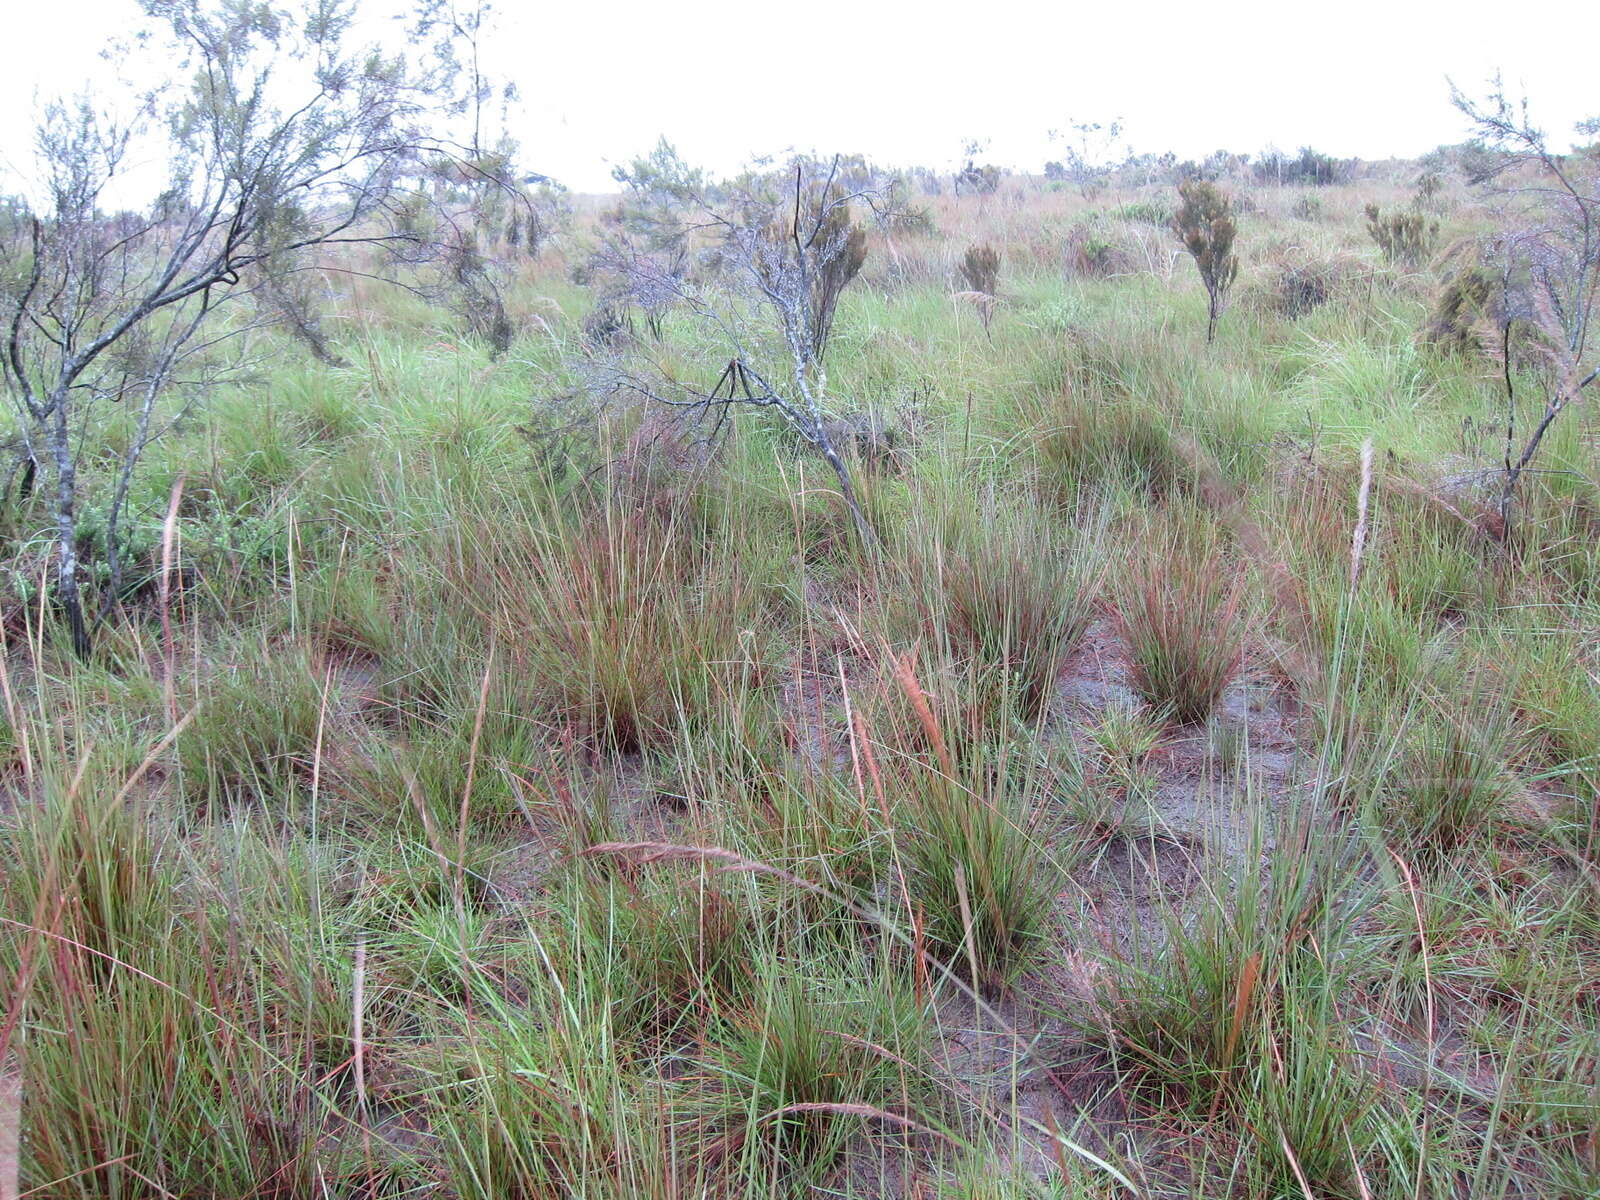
(900, 491, 1102, 720)
(454, 493, 775, 752)
(1116, 511, 1245, 723)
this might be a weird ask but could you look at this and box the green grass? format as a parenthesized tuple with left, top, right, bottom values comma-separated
(5, 168, 1600, 1198)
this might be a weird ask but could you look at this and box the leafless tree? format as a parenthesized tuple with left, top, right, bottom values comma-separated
(1450, 78, 1600, 532)
(592, 155, 881, 548)
(0, 0, 504, 655)
(1048, 118, 1125, 198)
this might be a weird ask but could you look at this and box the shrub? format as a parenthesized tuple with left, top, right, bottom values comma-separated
(1290, 194, 1324, 221)
(1111, 197, 1174, 226)
(1250, 252, 1364, 319)
(1063, 221, 1135, 277)
(1365, 203, 1439, 268)
(1414, 169, 1445, 211)
(958, 242, 1001, 295)
(1253, 146, 1350, 187)
(1174, 178, 1240, 343)
(443, 228, 515, 357)
(1117, 518, 1245, 723)
(879, 201, 935, 236)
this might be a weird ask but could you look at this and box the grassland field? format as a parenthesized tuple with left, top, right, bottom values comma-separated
(4, 165, 1600, 1199)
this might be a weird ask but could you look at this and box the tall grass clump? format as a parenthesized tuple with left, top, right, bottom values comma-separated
(1031, 387, 1188, 508)
(1383, 693, 1517, 860)
(1116, 512, 1244, 723)
(877, 658, 1063, 990)
(900, 761, 1057, 991)
(4, 783, 390, 1199)
(177, 641, 330, 809)
(902, 492, 1102, 720)
(699, 956, 933, 1188)
(562, 862, 760, 1052)
(451, 487, 775, 752)
(1090, 811, 1380, 1196)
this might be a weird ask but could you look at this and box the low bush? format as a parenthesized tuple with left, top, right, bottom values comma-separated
(1365, 203, 1440, 268)
(1063, 221, 1136, 277)
(958, 242, 1001, 294)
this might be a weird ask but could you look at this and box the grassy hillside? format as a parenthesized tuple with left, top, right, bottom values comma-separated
(4, 168, 1600, 1199)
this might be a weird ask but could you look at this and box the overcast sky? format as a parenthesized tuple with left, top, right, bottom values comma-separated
(0, 0, 1593, 195)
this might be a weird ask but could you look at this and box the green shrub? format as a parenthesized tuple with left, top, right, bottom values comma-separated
(1063, 220, 1135, 277)
(1173, 178, 1240, 343)
(1365, 203, 1439, 268)
(1110, 197, 1173, 226)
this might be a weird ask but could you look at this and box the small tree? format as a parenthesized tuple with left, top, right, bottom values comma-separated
(954, 162, 1003, 196)
(1048, 118, 1125, 198)
(1449, 79, 1599, 533)
(954, 138, 1002, 196)
(1173, 178, 1240, 344)
(0, 0, 502, 655)
(594, 155, 881, 547)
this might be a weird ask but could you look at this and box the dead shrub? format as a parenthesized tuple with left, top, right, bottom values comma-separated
(758, 185, 867, 362)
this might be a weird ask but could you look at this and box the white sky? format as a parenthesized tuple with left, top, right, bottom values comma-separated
(0, 0, 1593, 195)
